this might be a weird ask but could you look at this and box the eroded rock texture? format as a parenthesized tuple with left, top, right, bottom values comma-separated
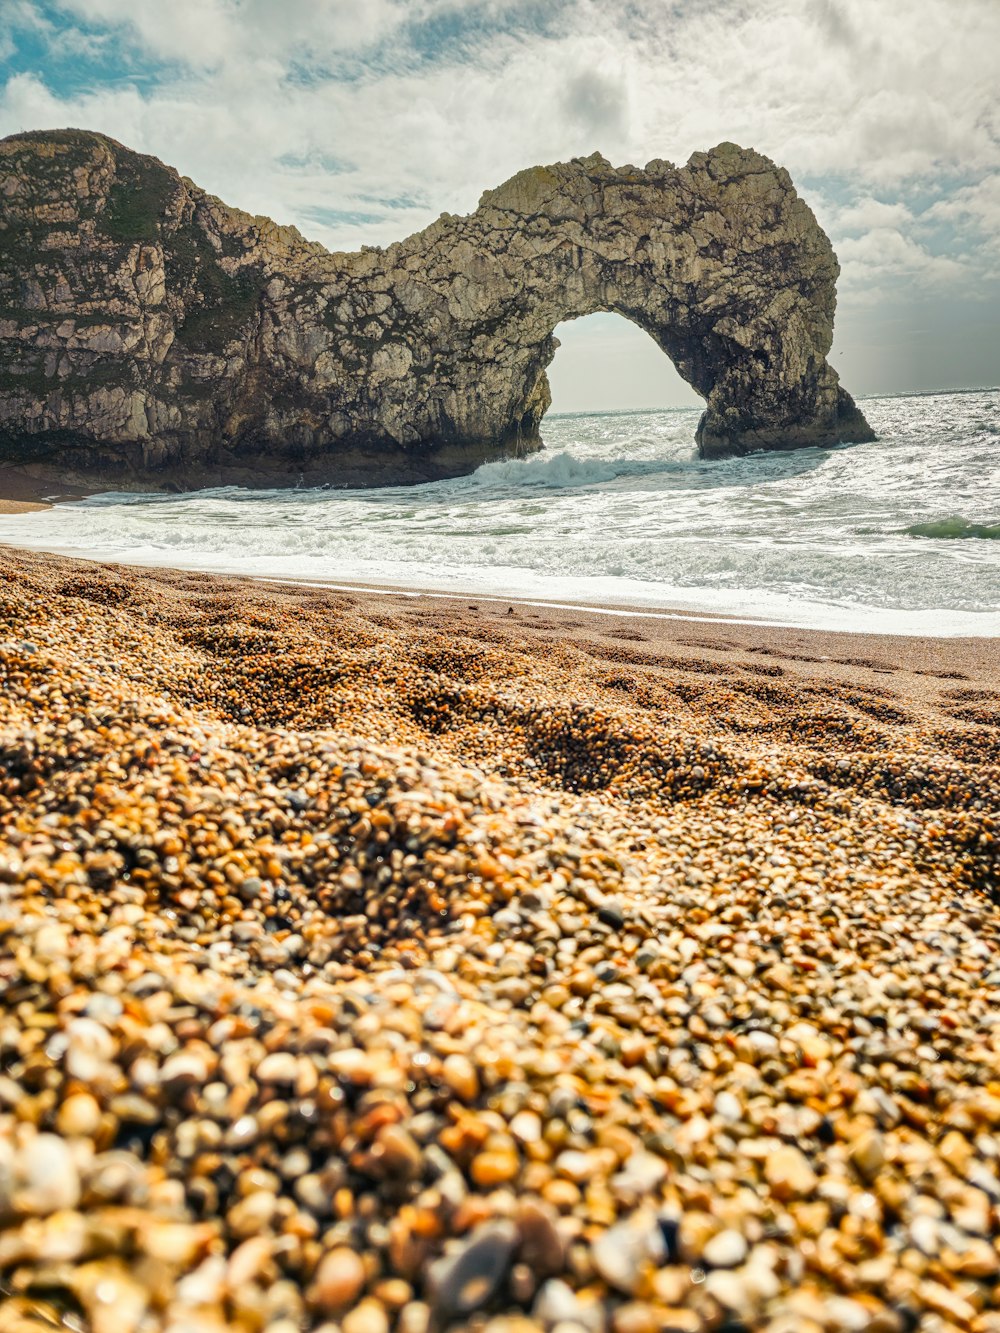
(0, 130, 873, 488)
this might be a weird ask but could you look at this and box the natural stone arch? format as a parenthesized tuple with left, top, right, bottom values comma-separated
(0, 132, 872, 489)
(396, 144, 873, 461)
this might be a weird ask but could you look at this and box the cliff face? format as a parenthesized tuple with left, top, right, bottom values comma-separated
(0, 130, 873, 489)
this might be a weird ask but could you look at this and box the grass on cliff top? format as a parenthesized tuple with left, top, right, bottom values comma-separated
(3, 128, 116, 149)
(1, 128, 117, 177)
(2, 129, 175, 243)
(2, 129, 264, 356)
(101, 154, 177, 244)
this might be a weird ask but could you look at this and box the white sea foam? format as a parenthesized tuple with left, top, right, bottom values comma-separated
(2, 387, 998, 635)
(465, 450, 622, 488)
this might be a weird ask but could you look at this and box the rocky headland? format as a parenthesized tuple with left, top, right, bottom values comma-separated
(0, 130, 873, 491)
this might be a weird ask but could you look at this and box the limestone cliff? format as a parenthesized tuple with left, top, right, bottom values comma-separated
(0, 130, 873, 489)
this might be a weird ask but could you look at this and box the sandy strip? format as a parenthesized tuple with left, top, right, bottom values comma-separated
(0, 463, 95, 510)
(4, 539, 995, 687)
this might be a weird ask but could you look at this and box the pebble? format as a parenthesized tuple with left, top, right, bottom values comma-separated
(713, 1091, 743, 1123)
(765, 1146, 819, 1200)
(515, 1197, 565, 1277)
(256, 1051, 298, 1083)
(56, 1091, 102, 1138)
(509, 1110, 543, 1144)
(397, 1303, 432, 1333)
(555, 1150, 597, 1183)
(704, 1269, 754, 1317)
(18, 1135, 80, 1215)
(227, 1236, 274, 1287)
(612, 1151, 667, 1195)
(533, 1278, 587, 1327)
(312, 1247, 367, 1312)
(591, 1216, 661, 1295)
(428, 1220, 517, 1319)
(0, 546, 997, 1332)
(227, 1190, 277, 1237)
(441, 1052, 480, 1102)
(377, 1124, 423, 1178)
(702, 1229, 748, 1269)
(849, 1127, 885, 1182)
(343, 1299, 391, 1333)
(471, 1149, 520, 1186)
(145, 1221, 207, 1267)
(159, 1050, 210, 1092)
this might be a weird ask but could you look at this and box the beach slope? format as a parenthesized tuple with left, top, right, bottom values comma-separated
(0, 546, 997, 1331)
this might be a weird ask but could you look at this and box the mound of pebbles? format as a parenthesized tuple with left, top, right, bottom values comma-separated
(1, 549, 999, 1333)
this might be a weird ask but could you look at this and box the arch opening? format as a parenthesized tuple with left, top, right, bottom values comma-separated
(545, 313, 704, 415)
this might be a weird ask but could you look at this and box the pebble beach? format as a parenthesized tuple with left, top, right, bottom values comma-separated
(1, 543, 999, 1333)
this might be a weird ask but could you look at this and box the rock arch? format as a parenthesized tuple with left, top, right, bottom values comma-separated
(410, 144, 872, 460)
(0, 132, 872, 488)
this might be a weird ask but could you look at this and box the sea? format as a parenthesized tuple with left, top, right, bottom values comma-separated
(2, 385, 998, 636)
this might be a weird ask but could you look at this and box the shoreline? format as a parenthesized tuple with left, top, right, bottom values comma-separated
(1, 537, 998, 642)
(0, 463, 92, 511)
(3, 536, 998, 694)
(2, 422, 998, 641)
(252, 574, 1000, 642)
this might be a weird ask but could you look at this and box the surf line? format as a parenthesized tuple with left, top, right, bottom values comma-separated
(245, 575, 848, 631)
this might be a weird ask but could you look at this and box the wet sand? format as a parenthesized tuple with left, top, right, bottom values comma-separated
(1, 542, 998, 1332)
(0, 464, 88, 512)
(0, 473, 51, 513)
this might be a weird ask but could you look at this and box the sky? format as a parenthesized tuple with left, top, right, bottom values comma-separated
(1, 0, 997, 412)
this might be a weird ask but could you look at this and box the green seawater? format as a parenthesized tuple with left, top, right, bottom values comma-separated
(906, 518, 1000, 540)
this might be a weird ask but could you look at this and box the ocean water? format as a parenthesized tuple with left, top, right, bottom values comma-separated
(2, 386, 998, 635)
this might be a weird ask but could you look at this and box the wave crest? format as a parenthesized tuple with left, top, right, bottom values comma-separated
(906, 517, 1000, 540)
(469, 451, 621, 488)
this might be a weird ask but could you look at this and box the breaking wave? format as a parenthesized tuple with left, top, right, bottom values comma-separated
(468, 451, 620, 488)
(906, 518, 1000, 540)
(1, 387, 998, 635)
(465, 449, 688, 490)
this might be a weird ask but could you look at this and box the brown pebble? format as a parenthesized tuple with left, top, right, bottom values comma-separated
(312, 1247, 367, 1312)
(343, 1298, 390, 1333)
(471, 1149, 520, 1187)
(442, 1053, 480, 1102)
(765, 1146, 818, 1200)
(56, 1092, 102, 1138)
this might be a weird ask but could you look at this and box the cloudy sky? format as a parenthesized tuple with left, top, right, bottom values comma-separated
(1, 0, 997, 412)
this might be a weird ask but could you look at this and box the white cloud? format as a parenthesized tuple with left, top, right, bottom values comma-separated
(917, 176, 1000, 282)
(830, 197, 915, 235)
(925, 174, 1000, 232)
(50, 0, 413, 67)
(1, 0, 998, 399)
(560, 64, 630, 144)
(835, 228, 971, 301)
(2, 0, 994, 232)
(48, 0, 558, 71)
